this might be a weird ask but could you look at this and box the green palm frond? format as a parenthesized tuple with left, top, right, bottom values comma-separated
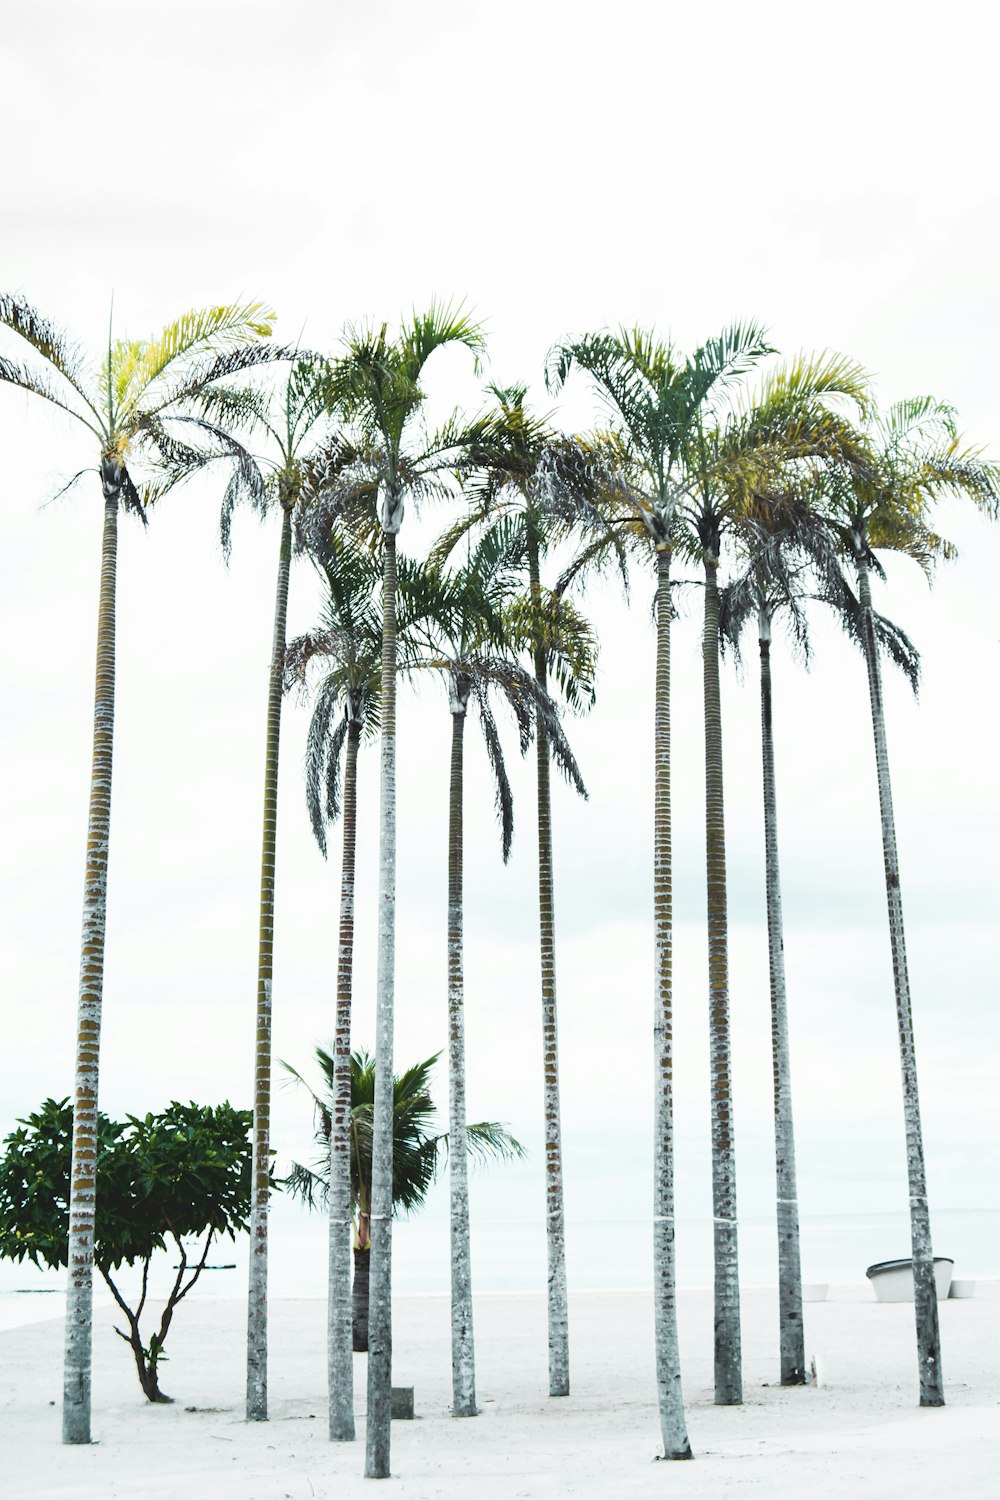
(743, 351, 871, 421)
(282, 1048, 522, 1220)
(398, 300, 486, 383)
(465, 1121, 526, 1165)
(108, 301, 276, 415)
(684, 320, 775, 412)
(881, 395, 958, 453)
(502, 589, 598, 709)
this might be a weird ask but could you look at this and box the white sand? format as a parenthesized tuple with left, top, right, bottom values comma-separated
(2, 1284, 998, 1499)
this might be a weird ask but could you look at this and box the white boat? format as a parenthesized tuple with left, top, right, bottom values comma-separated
(865, 1257, 954, 1302)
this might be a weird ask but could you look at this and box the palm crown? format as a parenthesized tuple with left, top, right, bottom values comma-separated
(284, 1049, 524, 1226)
(0, 294, 285, 512)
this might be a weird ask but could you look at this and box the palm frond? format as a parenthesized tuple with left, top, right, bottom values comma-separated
(0, 293, 92, 391)
(398, 300, 486, 383)
(302, 677, 347, 857)
(0, 353, 102, 435)
(112, 301, 276, 412)
(138, 341, 297, 421)
(473, 681, 517, 862)
(465, 1121, 526, 1165)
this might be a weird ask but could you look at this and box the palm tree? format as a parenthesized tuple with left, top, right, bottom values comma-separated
(682, 354, 869, 1401)
(300, 305, 487, 1477)
(431, 385, 597, 1398)
(719, 492, 854, 1387)
(819, 398, 999, 1406)
(197, 355, 344, 1424)
(544, 330, 868, 1423)
(544, 323, 783, 1450)
(284, 1049, 524, 1351)
(284, 537, 383, 1441)
(407, 535, 586, 1417)
(0, 293, 281, 1445)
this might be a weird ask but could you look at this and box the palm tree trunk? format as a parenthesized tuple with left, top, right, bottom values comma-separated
(652, 547, 692, 1460)
(352, 1244, 371, 1352)
(527, 534, 570, 1399)
(329, 717, 361, 1440)
(856, 556, 943, 1406)
(758, 606, 806, 1386)
(447, 695, 477, 1417)
(63, 472, 120, 1445)
(703, 557, 742, 1406)
(246, 504, 293, 1422)
(366, 529, 398, 1479)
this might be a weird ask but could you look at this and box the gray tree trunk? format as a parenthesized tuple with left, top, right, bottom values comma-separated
(446, 692, 477, 1416)
(246, 504, 293, 1421)
(365, 528, 399, 1478)
(856, 554, 943, 1407)
(652, 547, 693, 1460)
(702, 559, 742, 1406)
(527, 534, 570, 1398)
(329, 717, 361, 1440)
(63, 468, 121, 1445)
(758, 606, 806, 1385)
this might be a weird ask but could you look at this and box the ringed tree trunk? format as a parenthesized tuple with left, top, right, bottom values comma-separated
(63, 462, 122, 1446)
(329, 714, 362, 1440)
(651, 546, 693, 1460)
(758, 605, 806, 1386)
(856, 553, 943, 1407)
(365, 520, 400, 1480)
(703, 555, 742, 1406)
(447, 683, 477, 1417)
(527, 533, 570, 1398)
(352, 1240, 371, 1353)
(246, 502, 293, 1422)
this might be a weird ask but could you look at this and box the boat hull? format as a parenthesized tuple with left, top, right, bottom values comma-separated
(865, 1257, 954, 1302)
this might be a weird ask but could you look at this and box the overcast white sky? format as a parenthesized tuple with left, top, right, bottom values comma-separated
(2, 2, 999, 1281)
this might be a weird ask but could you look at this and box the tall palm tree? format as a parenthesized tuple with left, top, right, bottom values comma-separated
(819, 398, 999, 1406)
(0, 293, 280, 1445)
(544, 322, 783, 1451)
(719, 492, 861, 1387)
(432, 385, 597, 1398)
(284, 537, 383, 1441)
(300, 305, 487, 1478)
(198, 355, 346, 1423)
(284, 1049, 524, 1351)
(407, 535, 586, 1417)
(544, 331, 866, 1422)
(682, 354, 869, 1402)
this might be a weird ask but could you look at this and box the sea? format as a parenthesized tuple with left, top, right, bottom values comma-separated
(2, 1206, 997, 1331)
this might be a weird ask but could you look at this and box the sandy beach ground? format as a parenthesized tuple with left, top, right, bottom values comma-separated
(2, 1283, 998, 1499)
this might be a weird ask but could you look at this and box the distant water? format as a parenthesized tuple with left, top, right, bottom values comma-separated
(2, 1207, 996, 1329)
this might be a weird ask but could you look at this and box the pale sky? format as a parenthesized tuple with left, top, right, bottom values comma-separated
(2, 1, 999, 1281)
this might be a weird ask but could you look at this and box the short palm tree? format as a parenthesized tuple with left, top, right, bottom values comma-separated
(432, 384, 598, 1398)
(284, 536, 383, 1441)
(284, 1049, 524, 1351)
(0, 292, 280, 1445)
(300, 305, 488, 1477)
(197, 355, 342, 1424)
(407, 534, 586, 1417)
(819, 398, 999, 1406)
